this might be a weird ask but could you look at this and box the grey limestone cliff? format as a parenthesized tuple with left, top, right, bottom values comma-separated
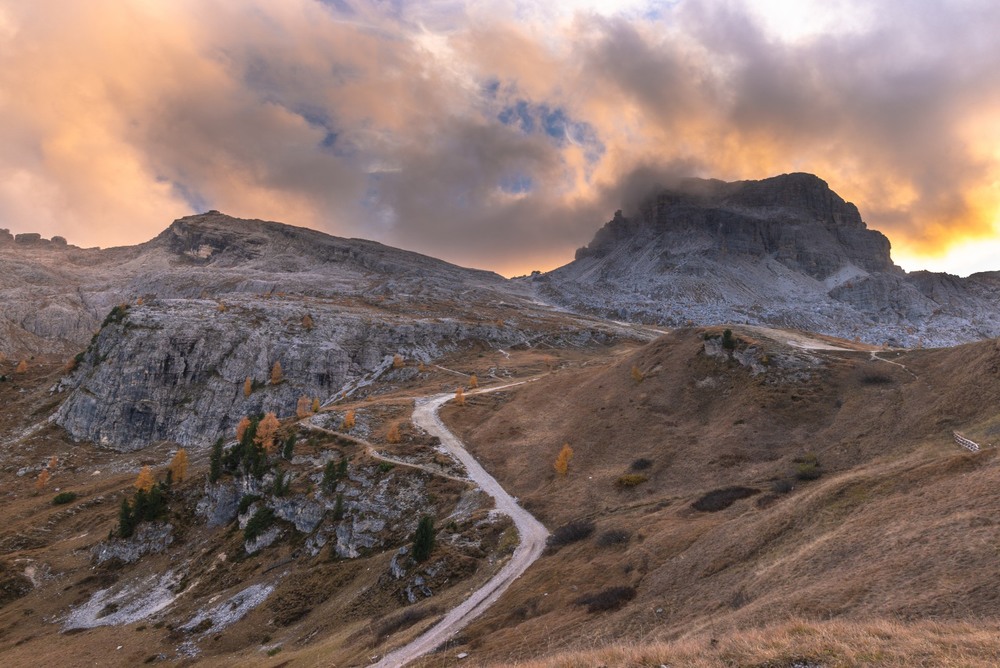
(539, 173, 1000, 346)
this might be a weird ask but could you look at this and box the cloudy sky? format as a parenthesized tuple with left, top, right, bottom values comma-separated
(2, 0, 1000, 276)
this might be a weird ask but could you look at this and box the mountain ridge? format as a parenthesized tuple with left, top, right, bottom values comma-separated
(538, 172, 1000, 347)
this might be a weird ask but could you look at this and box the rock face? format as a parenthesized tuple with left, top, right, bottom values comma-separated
(0, 212, 517, 358)
(47, 214, 631, 450)
(539, 173, 1000, 346)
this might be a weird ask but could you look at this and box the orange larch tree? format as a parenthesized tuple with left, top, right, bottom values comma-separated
(134, 466, 155, 492)
(169, 449, 189, 483)
(386, 422, 402, 444)
(554, 443, 574, 476)
(35, 469, 50, 491)
(236, 416, 251, 443)
(296, 395, 313, 418)
(255, 412, 280, 453)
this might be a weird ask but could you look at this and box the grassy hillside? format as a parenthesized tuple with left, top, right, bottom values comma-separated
(434, 328, 1000, 665)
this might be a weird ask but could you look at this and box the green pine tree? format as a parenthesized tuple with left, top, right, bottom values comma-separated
(333, 493, 344, 521)
(412, 515, 435, 562)
(209, 438, 223, 482)
(117, 497, 134, 538)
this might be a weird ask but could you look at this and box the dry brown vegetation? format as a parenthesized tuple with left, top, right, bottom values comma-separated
(434, 328, 1000, 665)
(480, 618, 1000, 667)
(8, 328, 1000, 667)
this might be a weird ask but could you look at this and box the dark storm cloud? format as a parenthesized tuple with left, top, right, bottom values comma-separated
(3, 1, 1000, 274)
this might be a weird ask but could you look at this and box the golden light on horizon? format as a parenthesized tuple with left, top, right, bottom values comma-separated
(0, 0, 999, 277)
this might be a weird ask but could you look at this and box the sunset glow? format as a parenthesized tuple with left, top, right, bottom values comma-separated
(1, 0, 999, 277)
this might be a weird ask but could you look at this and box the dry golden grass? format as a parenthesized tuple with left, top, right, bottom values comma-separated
(480, 618, 1000, 667)
(433, 329, 1000, 664)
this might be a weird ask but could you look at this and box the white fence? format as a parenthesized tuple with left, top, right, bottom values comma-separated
(953, 431, 981, 452)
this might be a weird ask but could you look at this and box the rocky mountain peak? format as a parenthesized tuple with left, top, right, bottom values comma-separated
(576, 172, 893, 279)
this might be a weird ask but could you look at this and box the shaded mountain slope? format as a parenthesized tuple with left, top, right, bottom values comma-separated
(534, 173, 1000, 347)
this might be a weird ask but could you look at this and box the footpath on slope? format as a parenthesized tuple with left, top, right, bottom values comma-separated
(374, 384, 549, 668)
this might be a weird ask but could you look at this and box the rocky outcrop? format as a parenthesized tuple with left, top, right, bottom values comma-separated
(542, 173, 1000, 347)
(92, 522, 174, 564)
(53, 294, 624, 450)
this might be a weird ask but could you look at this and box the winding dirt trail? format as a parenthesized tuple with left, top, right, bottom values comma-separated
(374, 384, 549, 667)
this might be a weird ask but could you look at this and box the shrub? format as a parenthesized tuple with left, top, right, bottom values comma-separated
(796, 462, 823, 480)
(547, 519, 595, 547)
(244, 506, 275, 542)
(860, 372, 892, 385)
(378, 461, 395, 473)
(52, 491, 78, 505)
(386, 423, 401, 444)
(771, 479, 794, 494)
(630, 458, 653, 471)
(691, 486, 759, 512)
(793, 453, 823, 480)
(616, 474, 648, 489)
(376, 606, 440, 641)
(596, 529, 630, 547)
(630, 365, 644, 383)
(575, 586, 637, 612)
(238, 494, 261, 515)
(101, 304, 128, 328)
(722, 328, 737, 350)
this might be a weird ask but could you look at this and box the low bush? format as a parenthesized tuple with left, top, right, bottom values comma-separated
(630, 458, 653, 471)
(616, 474, 649, 488)
(596, 529, 630, 547)
(547, 519, 595, 548)
(575, 586, 637, 613)
(796, 462, 823, 480)
(52, 491, 78, 505)
(375, 605, 440, 641)
(691, 486, 759, 512)
(238, 494, 261, 515)
(793, 453, 822, 480)
(860, 372, 892, 385)
(722, 328, 737, 350)
(771, 479, 794, 494)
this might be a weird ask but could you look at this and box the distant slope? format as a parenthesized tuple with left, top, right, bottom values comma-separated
(32, 214, 640, 450)
(0, 212, 518, 357)
(532, 173, 1000, 346)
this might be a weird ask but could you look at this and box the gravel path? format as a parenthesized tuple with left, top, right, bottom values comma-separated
(374, 384, 549, 667)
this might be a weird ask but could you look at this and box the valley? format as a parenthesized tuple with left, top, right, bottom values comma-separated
(1, 174, 1000, 666)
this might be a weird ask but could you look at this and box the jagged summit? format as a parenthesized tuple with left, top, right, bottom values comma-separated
(576, 172, 894, 280)
(540, 172, 1000, 347)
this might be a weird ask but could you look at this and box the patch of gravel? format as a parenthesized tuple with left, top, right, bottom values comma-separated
(64, 570, 181, 630)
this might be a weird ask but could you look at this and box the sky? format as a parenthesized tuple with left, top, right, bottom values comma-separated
(2, 0, 1000, 277)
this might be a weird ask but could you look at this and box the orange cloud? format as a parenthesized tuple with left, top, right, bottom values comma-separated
(0, 1, 999, 277)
